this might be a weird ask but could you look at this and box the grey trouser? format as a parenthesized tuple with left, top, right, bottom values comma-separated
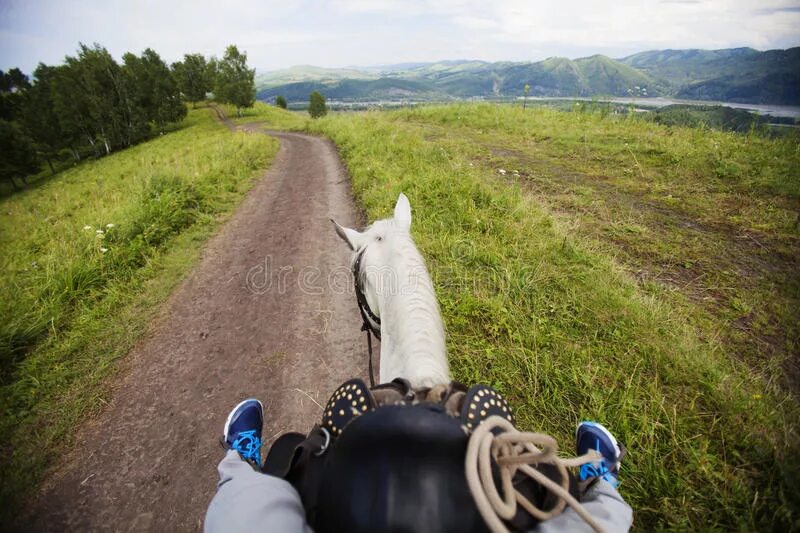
(205, 450, 633, 533)
(204, 450, 312, 533)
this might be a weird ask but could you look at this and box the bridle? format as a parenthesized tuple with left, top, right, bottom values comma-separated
(353, 246, 380, 386)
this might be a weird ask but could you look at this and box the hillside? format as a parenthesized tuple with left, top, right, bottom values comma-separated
(620, 47, 800, 103)
(258, 55, 661, 101)
(257, 47, 800, 105)
(257, 77, 447, 102)
(291, 102, 799, 529)
(254, 65, 379, 87)
(0, 107, 278, 517)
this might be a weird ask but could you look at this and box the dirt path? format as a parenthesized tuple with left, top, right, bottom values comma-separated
(24, 121, 368, 530)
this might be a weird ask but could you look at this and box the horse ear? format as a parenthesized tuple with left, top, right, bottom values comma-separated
(394, 193, 411, 231)
(331, 219, 363, 251)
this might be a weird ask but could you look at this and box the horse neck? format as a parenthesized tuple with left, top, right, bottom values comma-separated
(373, 238, 449, 386)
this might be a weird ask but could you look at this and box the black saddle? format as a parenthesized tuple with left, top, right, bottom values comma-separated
(264, 379, 576, 532)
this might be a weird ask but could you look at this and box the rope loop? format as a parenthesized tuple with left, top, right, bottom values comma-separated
(465, 416, 607, 533)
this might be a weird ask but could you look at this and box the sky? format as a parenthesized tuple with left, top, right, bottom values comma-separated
(1, 0, 799, 74)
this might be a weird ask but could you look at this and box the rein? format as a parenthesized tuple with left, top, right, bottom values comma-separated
(353, 247, 381, 386)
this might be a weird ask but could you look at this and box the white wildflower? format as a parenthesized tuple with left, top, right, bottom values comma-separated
(96, 229, 103, 234)
(498, 169, 507, 175)
(83, 225, 92, 231)
(96, 233, 105, 239)
(106, 223, 114, 229)
(100, 247, 108, 253)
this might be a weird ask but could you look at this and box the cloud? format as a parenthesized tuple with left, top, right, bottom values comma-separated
(755, 6, 800, 14)
(1, 0, 799, 73)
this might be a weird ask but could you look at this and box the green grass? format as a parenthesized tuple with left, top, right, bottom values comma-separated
(2, 99, 797, 529)
(292, 103, 800, 529)
(217, 101, 309, 130)
(0, 107, 278, 521)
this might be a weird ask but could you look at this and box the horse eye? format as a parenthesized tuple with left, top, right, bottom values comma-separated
(376, 236, 383, 241)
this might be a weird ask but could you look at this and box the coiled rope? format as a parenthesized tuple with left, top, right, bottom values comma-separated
(465, 416, 606, 533)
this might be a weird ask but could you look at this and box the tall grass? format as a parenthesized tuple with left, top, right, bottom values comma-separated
(304, 105, 800, 529)
(0, 108, 277, 519)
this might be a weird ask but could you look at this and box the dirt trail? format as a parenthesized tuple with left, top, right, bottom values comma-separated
(24, 119, 368, 530)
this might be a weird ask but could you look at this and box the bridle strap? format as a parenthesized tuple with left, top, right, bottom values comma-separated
(353, 248, 381, 337)
(364, 323, 376, 387)
(354, 247, 381, 386)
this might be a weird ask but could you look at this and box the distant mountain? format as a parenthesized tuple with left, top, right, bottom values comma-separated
(255, 65, 378, 87)
(619, 47, 800, 104)
(619, 48, 762, 84)
(363, 60, 485, 74)
(257, 47, 800, 105)
(258, 78, 445, 102)
(258, 55, 662, 101)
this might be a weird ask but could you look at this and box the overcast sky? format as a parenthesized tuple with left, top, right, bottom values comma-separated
(1, 0, 799, 74)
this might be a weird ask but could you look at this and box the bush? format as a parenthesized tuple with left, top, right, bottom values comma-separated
(309, 91, 327, 118)
(275, 95, 287, 109)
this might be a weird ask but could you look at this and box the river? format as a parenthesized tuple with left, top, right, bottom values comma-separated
(524, 96, 800, 119)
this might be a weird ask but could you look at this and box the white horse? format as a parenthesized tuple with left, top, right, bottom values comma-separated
(332, 193, 450, 388)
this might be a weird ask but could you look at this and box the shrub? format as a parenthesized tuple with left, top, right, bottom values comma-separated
(309, 91, 327, 118)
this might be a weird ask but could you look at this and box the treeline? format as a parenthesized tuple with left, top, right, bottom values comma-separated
(1, 43, 255, 191)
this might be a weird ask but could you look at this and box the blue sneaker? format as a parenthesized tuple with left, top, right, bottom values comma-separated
(576, 421, 625, 488)
(223, 399, 264, 466)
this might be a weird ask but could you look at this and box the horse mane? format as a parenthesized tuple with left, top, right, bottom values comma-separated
(366, 231, 450, 387)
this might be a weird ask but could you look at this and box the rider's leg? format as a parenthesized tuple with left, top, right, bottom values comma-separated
(536, 479, 633, 533)
(538, 421, 633, 533)
(204, 450, 309, 533)
(203, 399, 310, 533)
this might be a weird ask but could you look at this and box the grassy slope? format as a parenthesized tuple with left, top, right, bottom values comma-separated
(219, 101, 309, 130)
(3, 98, 797, 528)
(0, 107, 277, 519)
(294, 104, 797, 529)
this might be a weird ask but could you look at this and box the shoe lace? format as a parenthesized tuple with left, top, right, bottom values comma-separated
(232, 429, 262, 465)
(578, 438, 619, 487)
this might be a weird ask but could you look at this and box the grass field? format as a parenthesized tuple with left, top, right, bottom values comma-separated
(2, 98, 798, 529)
(217, 101, 309, 130)
(195, 100, 800, 528)
(0, 107, 277, 518)
(296, 104, 799, 529)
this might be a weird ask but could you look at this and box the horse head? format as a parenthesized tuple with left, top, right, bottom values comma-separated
(332, 193, 450, 387)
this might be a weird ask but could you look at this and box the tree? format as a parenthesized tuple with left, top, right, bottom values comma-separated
(21, 64, 65, 173)
(62, 44, 129, 154)
(275, 95, 287, 109)
(0, 68, 31, 120)
(123, 48, 186, 134)
(0, 69, 38, 187)
(172, 53, 212, 106)
(0, 120, 39, 189)
(206, 56, 219, 92)
(0, 70, 39, 188)
(308, 91, 327, 118)
(51, 61, 98, 159)
(0, 43, 191, 190)
(214, 45, 255, 117)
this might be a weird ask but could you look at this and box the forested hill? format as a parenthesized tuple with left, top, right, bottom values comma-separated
(619, 47, 800, 104)
(1, 43, 256, 194)
(257, 47, 800, 105)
